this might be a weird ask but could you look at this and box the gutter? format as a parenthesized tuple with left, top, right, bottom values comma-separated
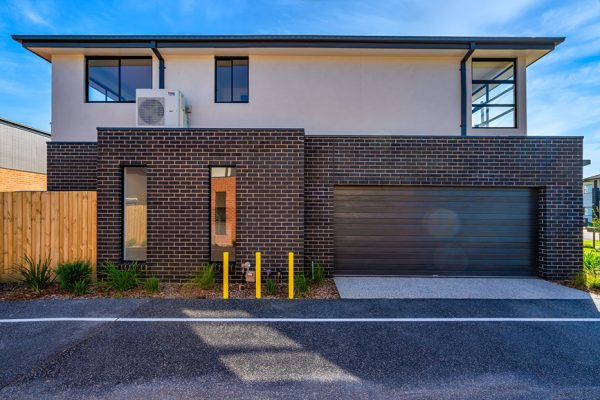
(150, 41, 165, 89)
(460, 43, 476, 137)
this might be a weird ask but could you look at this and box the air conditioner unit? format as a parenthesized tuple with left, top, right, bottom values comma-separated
(136, 89, 188, 128)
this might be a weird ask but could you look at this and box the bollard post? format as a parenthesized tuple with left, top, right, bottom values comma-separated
(223, 252, 229, 299)
(256, 252, 261, 299)
(288, 252, 294, 299)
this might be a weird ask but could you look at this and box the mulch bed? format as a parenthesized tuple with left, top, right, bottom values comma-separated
(0, 278, 340, 301)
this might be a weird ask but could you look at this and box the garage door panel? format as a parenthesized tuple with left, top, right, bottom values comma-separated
(335, 203, 532, 213)
(334, 186, 537, 276)
(335, 212, 533, 221)
(334, 225, 533, 236)
(335, 187, 530, 198)
(335, 246, 532, 258)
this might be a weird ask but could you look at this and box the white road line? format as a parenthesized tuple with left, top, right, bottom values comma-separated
(1, 317, 600, 323)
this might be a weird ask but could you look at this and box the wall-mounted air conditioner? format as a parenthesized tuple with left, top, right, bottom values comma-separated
(136, 89, 188, 128)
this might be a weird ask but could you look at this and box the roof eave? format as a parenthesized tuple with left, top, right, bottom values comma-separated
(11, 35, 565, 63)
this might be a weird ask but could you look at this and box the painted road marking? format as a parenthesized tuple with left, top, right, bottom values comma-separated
(1, 317, 600, 323)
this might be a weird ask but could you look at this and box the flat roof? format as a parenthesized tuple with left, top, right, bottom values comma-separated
(12, 34, 564, 62)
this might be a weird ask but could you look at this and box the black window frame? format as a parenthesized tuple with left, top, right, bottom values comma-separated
(86, 56, 153, 103)
(214, 57, 249, 104)
(471, 58, 517, 129)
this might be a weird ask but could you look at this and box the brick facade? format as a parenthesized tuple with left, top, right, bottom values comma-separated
(0, 168, 46, 191)
(96, 129, 304, 281)
(47, 133, 582, 281)
(47, 142, 97, 191)
(304, 136, 583, 280)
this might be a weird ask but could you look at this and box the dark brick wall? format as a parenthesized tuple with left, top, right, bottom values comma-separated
(47, 142, 97, 191)
(97, 129, 305, 281)
(304, 136, 583, 280)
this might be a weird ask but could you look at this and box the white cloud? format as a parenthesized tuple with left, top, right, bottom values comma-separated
(15, 0, 55, 29)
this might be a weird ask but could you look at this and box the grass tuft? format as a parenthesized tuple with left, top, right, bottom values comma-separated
(189, 263, 216, 290)
(310, 261, 326, 285)
(265, 278, 277, 295)
(14, 255, 53, 292)
(103, 261, 140, 292)
(56, 260, 92, 294)
(294, 274, 309, 297)
(144, 277, 160, 293)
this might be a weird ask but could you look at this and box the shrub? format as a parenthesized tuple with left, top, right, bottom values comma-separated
(574, 251, 600, 289)
(56, 260, 92, 293)
(71, 279, 90, 296)
(189, 263, 216, 289)
(294, 274, 309, 297)
(310, 261, 326, 285)
(14, 255, 53, 291)
(144, 277, 160, 293)
(265, 278, 277, 295)
(103, 261, 139, 292)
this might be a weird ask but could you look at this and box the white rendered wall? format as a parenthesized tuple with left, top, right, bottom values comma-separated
(50, 53, 526, 142)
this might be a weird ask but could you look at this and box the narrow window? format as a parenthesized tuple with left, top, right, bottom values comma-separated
(471, 59, 516, 128)
(124, 167, 147, 261)
(215, 57, 249, 103)
(211, 167, 236, 262)
(87, 57, 152, 102)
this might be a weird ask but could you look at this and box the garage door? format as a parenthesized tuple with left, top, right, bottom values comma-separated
(334, 186, 538, 276)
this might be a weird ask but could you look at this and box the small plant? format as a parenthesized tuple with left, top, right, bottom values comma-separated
(144, 277, 160, 293)
(71, 279, 90, 296)
(265, 278, 278, 295)
(103, 261, 139, 292)
(126, 238, 137, 247)
(14, 255, 53, 291)
(189, 263, 216, 289)
(294, 274, 309, 297)
(56, 260, 92, 293)
(310, 261, 326, 285)
(573, 250, 600, 289)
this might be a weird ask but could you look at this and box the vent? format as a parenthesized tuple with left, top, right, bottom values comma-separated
(137, 97, 165, 126)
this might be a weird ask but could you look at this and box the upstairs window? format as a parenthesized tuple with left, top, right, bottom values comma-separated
(87, 57, 152, 103)
(215, 57, 249, 103)
(471, 59, 516, 128)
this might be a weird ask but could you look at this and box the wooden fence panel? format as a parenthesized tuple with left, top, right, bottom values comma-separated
(0, 191, 96, 281)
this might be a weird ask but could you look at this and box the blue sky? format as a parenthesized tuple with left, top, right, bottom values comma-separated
(1, 0, 600, 176)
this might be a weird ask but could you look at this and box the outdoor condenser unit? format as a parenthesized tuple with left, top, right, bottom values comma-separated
(136, 89, 188, 128)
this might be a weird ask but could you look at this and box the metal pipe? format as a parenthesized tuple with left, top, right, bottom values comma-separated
(460, 43, 476, 136)
(150, 41, 165, 89)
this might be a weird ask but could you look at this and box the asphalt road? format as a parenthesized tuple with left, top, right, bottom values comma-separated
(1, 298, 600, 399)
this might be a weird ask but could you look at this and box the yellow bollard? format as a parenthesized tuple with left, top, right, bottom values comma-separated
(223, 252, 229, 299)
(256, 252, 261, 299)
(288, 252, 294, 299)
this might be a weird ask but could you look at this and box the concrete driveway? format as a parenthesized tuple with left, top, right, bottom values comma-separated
(334, 277, 591, 299)
(2, 298, 600, 399)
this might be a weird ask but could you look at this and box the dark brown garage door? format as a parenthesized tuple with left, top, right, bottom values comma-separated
(334, 186, 538, 276)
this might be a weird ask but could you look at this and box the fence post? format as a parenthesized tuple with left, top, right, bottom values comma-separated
(288, 252, 294, 299)
(223, 252, 229, 299)
(256, 252, 261, 299)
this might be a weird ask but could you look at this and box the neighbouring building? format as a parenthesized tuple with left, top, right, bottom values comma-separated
(12, 34, 583, 281)
(583, 174, 600, 225)
(0, 117, 50, 191)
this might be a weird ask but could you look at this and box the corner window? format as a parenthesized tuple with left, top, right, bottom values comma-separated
(215, 57, 249, 103)
(211, 167, 236, 262)
(87, 57, 152, 102)
(124, 167, 147, 261)
(471, 59, 516, 128)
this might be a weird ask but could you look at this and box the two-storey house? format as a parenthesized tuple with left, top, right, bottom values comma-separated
(12, 35, 582, 280)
